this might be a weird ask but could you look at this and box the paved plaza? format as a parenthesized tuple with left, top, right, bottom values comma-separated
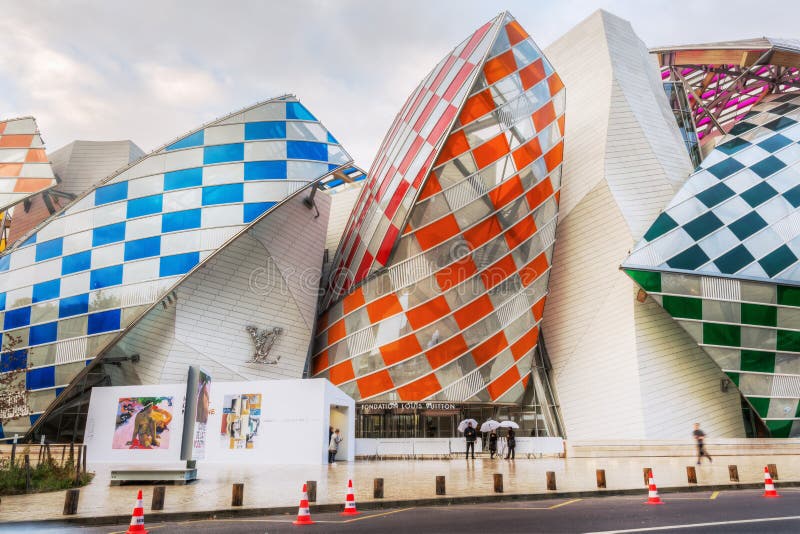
(2, 453, 799, 524)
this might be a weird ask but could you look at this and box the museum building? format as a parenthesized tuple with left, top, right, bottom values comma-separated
(1, 10, 800, 443)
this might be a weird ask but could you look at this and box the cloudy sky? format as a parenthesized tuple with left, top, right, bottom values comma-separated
(2, 0, 799, 168)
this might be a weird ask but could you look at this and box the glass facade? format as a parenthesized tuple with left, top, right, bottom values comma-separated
(0, 117, 59, 251)
(663, 81, 701, 167)
(625, 93, 800, 437)
(0, 96, 354, 439)
(312, 12, 565, 436)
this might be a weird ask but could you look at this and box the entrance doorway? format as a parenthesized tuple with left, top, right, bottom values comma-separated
(329, 405, 349, 461)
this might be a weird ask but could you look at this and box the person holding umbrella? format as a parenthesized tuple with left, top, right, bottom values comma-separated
(499, 420, 519, 460)
(458, 418, 479, 460)
(464, 422, 477, 459)
(488, 430, 498, 459)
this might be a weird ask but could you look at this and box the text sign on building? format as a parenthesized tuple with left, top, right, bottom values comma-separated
(359, 402, 459, 412)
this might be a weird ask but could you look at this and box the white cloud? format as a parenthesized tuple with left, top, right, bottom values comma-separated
(0, 0, 799, 168)
(135, 62, 224, 106)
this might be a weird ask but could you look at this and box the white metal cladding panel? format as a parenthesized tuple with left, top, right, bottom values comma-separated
(634, 293, 746, 438)
(115, 302, 177, 385)
(496, 290, 532, 328)
(544, 10, 612, 221)
(104, 194, 328, 385)
(773, 211, 800, 243)
(171, 201, 326, 381)
(544, 183, 647, 439)
(603, 12, 693, 193)
(772, 375, 800, 397)
(437, 368, 486, 402)
(701, 276, 742, 301)
(542, 10, 743, 440)
(251, 192, 330, 330)
(324, 186, 363, 254)
(120, 280, 166, 307)
(347, 328, 376, 358)
(48, 140, 144, 197)
(604, 81, 683, 241)
(54, 337, 88, 365)
(388, 254, 433, 289)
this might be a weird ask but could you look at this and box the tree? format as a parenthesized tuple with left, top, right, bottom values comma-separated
(0, 333, 30, 424)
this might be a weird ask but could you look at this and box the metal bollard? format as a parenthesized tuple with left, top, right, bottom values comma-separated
(63, 488, 80, 515)
(306, 480, 317, 502)
(643, 467, 652, 486)
(374, 478, 384, 499)
(728, 464, 739, 482)
(596, 469, 606, 489)
(436, 475, 446, 495)
(686, 466, 697, 484)
(768, 464, 778, 480)
(232, 483, 244, 506)
(546, 471, 556, 491)
(494, 473, 503, 493)
(152, 486, 166, 511)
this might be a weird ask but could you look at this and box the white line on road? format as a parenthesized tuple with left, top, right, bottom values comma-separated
(586, 514, 800, 533)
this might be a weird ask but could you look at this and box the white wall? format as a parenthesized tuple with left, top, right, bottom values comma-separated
(202, 378, 355, 464)
(542, 10, 745, 440)
(84, 383, 186, 464)
(108, 191, 331, 384)
(85, 379, 354, 465)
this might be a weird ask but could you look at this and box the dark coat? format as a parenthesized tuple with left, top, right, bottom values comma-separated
(464, 427, 477, 443)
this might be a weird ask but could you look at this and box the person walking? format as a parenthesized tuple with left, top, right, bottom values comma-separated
(329, 428, 343, 464)
(693, 423, 712, 464)
(505, 428, 516, 460)
(488, 430, 498, 459)
(464, 422, 477, 460)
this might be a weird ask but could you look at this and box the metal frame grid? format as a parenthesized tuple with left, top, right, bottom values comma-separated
(312, 12, 565, 407)
(0, 95, 353, 437)
(625, 92, 800, 438)
(655, 38, 800, 145)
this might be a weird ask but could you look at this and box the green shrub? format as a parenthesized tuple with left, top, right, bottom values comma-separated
(0, 457, 93, 495)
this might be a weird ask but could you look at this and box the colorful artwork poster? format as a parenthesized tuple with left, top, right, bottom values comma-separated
(113, 397, 174, 450)
(220, 393, 261, 450)
(192, 370, 211, 459)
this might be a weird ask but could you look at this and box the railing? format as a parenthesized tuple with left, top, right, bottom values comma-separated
(0, 442, 87, 469)
(355, 437, 564, 459)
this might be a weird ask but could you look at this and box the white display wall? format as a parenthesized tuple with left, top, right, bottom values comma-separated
(84, 378, 354, 465)
(84, 383, 187, 463)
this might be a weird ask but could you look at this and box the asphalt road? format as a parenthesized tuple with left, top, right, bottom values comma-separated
(10, 488, 800, 533)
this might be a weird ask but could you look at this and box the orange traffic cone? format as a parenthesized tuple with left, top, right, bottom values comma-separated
(125, 489, 148, 534)
(763, 467, 780, 498)
(341, 479, 360, 516)
(293, 483, 315, 525)
(644, 469, 664, 505)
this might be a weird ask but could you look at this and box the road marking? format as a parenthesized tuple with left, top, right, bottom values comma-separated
(109, 525, 167, 534)
(549, 498, 582, 509)
(342, 507, 415, 522)
(586, 514, 800, 533)
(171, 508, 414, 526)
(433, 499, 581, 511)
(612, 492, 718, 501)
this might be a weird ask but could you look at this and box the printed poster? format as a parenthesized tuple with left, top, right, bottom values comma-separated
(113, 397, 174, 449)
(220, 393, 261, 449)
(192, 370, 211, 459)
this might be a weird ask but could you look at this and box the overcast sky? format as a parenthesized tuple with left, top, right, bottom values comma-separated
(2, 0, 800, 169)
